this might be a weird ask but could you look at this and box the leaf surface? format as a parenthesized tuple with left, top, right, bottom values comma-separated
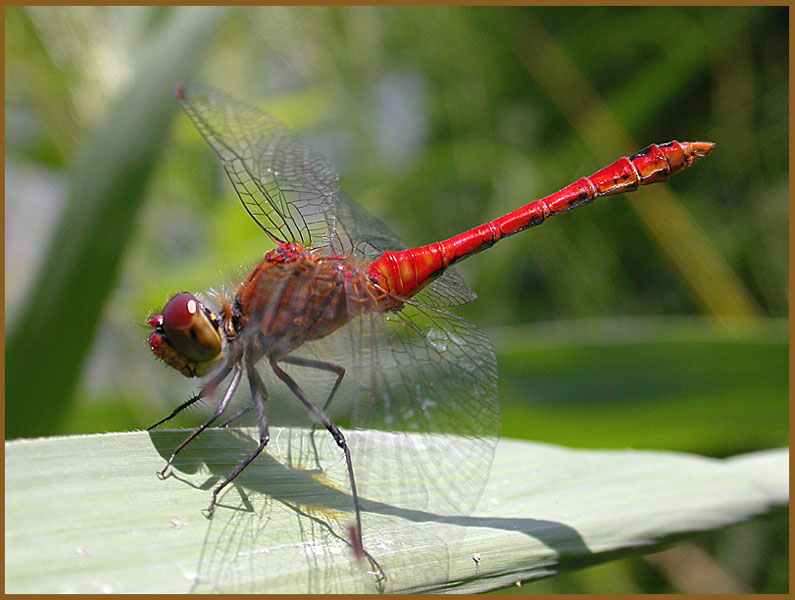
(5, 430, 786, 593)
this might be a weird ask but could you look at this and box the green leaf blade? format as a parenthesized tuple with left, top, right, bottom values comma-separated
(5, 430, 787, 593)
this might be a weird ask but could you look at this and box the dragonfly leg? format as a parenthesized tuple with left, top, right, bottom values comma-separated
(278, 356, 346, 470)
(279, 355, 345, 414)
(270, 357, 386, 582)
(147, 357, 234, 431)
(157, 361, 243, 478)
(216, 405, 254, 428)
(206, 349, 271, 515)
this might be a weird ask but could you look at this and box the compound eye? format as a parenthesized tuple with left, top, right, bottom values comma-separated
(162, 292, 201, 328)
(161, 292, 222, 363)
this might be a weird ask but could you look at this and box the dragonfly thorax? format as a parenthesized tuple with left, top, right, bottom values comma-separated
(233, 245, 383, 358)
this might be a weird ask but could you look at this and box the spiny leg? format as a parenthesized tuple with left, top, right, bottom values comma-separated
(205, 348, 271, 514)
(157, 362, 243, 479)
(270, 357, 385, 582)
(147, 395, 204, 431)
(147, 358, 234, 431)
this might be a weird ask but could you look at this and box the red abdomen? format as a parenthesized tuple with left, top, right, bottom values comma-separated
(368, 140, 714, 298)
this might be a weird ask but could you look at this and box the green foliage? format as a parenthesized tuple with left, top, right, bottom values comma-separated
(494, 320, 788, 455)
(5, 7, 228, 438)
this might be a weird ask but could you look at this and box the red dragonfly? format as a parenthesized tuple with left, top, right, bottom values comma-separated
(148, 82, 713, 581)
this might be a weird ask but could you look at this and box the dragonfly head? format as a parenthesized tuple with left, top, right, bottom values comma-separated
(148, 292, 223, 378)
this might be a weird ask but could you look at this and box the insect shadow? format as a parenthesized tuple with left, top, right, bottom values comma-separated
(147, 427, 589, 592)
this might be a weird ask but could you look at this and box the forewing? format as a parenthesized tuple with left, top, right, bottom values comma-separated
(175, 82, 344, 248)
(177, 82, 476, 306)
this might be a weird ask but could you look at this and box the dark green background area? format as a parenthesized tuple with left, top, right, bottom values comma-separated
(5, 6, 787, 593)
(497, 331, 787, 455)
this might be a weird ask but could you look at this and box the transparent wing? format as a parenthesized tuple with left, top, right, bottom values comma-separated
(350, 298, 500, 514)
(175, 82, 345, 248)
(414, 267, 478, 308)
(177, 82, 476, 307)
(276, 295, 500, 516)
(190, 426, 451, 592)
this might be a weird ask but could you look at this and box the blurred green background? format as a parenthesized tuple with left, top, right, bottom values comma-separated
(5, 6, 787, 593)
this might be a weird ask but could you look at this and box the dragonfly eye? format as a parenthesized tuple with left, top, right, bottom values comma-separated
(161, 292, 223, 363)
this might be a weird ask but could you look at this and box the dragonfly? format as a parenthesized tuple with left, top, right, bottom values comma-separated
(147, 82, 714, 582)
